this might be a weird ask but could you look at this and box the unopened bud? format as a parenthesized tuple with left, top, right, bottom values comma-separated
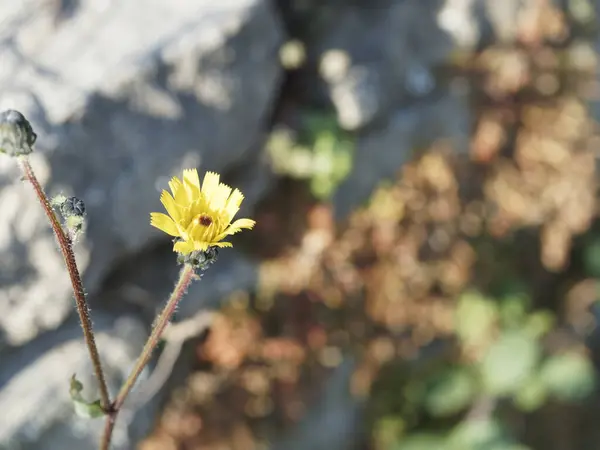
(0, 110, 37, 157)
(61, 196, 86, 218)
(52, 194, 86, 239)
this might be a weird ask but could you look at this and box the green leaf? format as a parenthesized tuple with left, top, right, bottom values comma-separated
(449, 418, 531, 450)
(583, 236, 600, 277)
(514, 376, 548, 412)
(522, 311, 555, 339)
(424, 367, 476, 417)
(448, 418, 503, 449)
(456, 291, 498, 347)
(499, 295, 529, 328)
(69, 374, 106, 419)
(393, 433, 448, 450)
(480, 331, 540, 396)
(539, 351, 596, 402)
(374, 416, 405, 449)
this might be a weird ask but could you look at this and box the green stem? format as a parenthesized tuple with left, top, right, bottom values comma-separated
(100, 264, 197, 450)
(18, 156, 111, 411)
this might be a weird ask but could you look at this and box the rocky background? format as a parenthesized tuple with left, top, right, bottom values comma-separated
(1, 0, 600, 449)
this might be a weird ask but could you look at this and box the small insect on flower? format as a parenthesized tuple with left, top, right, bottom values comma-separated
(150, 169, 255, 254)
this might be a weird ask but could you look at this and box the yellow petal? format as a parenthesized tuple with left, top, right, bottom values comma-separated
(168, 176, 183, 197)
(215, 218, 256, 240)
(173, 240, 196, 254)
(173, 184, 189, 206)
(201, 172, 220, 203)
(224, 189, 244, 222)
(160, 191, 181, 222)
(150, 212, 180, 237)
(182, 168, 201, 199)
(193, 241, 211, 251)
(183, 168, 200, 189)
(210, 183, 232, 212)
(229, 218, 256, 230)
(212, 241, 233, 248)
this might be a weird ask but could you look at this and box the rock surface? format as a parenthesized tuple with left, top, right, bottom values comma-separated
(0, 0, 282, 345)
(0, 313, 149, 450)
(3, 1, 595, 450)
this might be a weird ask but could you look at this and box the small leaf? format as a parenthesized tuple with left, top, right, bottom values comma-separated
(393, 433, 448, 450)
(424, 367, 476, 417)
(499, 294, 529, 328)
(522, 310, 555, 339)
(448, 418, 503, 448)
(539, 351, 596, 402)
(69, 374, 105, 419)
(514, 376, 547, 412)
(480, 331, 540, 396)
(373, 416, 405, 449)
(456, 291, 498, 348)
(583, 236, 600, 277)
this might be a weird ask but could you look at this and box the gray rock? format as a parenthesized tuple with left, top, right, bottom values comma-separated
(94, 242, 258, 323)
(286, 0, 454, 130)
(0, 0, 283, 345)
(332, 88, 471, 219)
(269, 358, 364, 450)
(0, 313, 151, 450)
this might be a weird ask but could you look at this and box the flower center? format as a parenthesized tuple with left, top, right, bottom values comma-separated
(195, 214, 213, 227)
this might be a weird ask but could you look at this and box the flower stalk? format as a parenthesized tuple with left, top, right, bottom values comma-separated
(3, 113, 256, 450)
(100, 263, 198, 450)
(18, 156, 111, 411)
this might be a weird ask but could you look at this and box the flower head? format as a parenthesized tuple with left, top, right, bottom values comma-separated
(0, 109, 37, 157)
(150, 169, 255, 254)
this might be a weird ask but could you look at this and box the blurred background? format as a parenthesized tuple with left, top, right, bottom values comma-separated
(2, 0, 600, 449)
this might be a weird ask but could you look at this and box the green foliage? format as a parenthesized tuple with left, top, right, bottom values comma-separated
(391, 418, 532, 450)
(539, 351, 596, 402)
(423, 367, 476, 417)
(522, 311, 555, 339)
(393, 433, 448, 450)
(69, 374, 105, 419)
(583, 236, 600, 277)
(480, 331, 541, 396)
(448, 419, 530, 450)
(266, 111, 354, 199)
(455, 291, 498, 347)
(513, 376, 548, 412)
(371, 281, 597, 450)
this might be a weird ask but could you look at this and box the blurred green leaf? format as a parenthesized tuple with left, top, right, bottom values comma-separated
(456, 291, 498, 348)
(448, 418, 503, 449)
(424, 367, 477, 417)
(583, 236, 600, 277)
(266, 111, 354, 199)
(514, 376, 547, 412)
(374, 416, 406, 449)
(522, 311, 555, 339)
(480, 331, 540, 396)
(69, 374, 105, 419)
(449, 418, 531, 450)
(499, 295, 528, 328)
(393, 433, 448, 450)
(539, 351, 596, 402)
(496, 280, 531, 328)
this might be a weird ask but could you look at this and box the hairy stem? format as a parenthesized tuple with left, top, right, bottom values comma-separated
(18, 156, 111, 410)
(100, 264, 197, 450)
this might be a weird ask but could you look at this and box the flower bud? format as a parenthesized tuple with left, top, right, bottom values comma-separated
(52, 194, 86, 240)
(0, 110, 37, 157)
(61, 196, 86, 218)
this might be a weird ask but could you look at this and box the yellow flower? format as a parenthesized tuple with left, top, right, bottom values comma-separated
(150, 169, 255, 254)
